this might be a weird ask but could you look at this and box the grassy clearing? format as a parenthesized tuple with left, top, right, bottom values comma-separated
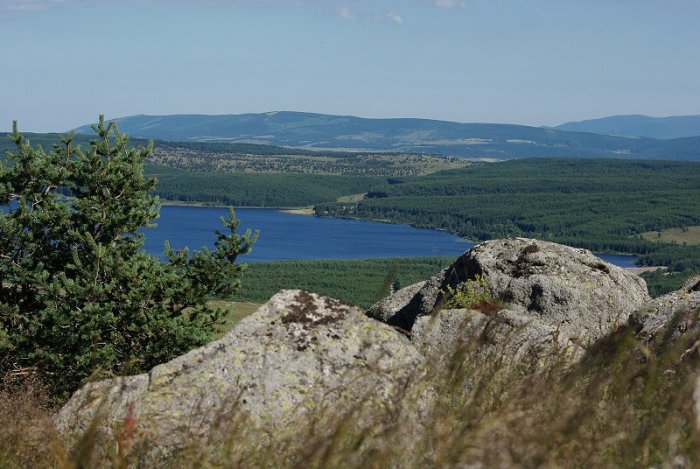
(336, 192, 366, 203)
(642, 226, 700, 245)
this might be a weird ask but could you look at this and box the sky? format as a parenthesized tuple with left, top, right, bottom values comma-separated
(1, 0, 699, 132)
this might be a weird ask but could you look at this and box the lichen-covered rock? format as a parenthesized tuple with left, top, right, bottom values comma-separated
(367, 280, 426, 324)
(370, 238, 650, 344)
(631, 276, 700, 345)
(695, 376, 700, 432)
(413, 307, 584, 379)
(55, 290, 426, 459)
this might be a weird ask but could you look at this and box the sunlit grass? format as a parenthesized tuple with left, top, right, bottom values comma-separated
(642, 226, 700, 245)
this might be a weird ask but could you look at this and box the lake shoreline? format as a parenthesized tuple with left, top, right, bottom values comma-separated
(159, 199, 314, 211)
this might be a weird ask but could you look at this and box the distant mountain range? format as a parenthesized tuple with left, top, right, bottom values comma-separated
(68, 111, 700, 161)
(555, 114, 700, 139)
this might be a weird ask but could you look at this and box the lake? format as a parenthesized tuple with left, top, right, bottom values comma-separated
(144, 206, 471, 261)
(143, 205, 639, 267)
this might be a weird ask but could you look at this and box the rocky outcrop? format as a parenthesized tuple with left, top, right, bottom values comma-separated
(56, 239, 685, 465)
(55, 290, 426, 459)
(369, 238, 650, 345)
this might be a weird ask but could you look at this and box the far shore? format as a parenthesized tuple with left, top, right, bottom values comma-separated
(159, 200, 315, 213)
(279, 207, 315, 216)
(626, 266, 667, 275)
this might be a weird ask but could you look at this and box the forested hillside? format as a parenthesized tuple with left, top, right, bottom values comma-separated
(316, 159, 700, 272)
(150, 164, 388, 207)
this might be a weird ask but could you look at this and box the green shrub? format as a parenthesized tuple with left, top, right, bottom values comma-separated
(444, 274, 502, 312)
(0, 117, 257, 398)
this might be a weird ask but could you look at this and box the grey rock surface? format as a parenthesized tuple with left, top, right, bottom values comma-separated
(55, 290, 426, 458)
(369, 238, 650, 344)
(367, 280, 426, 324)
(631, 275, 700, 345)
(413, 307, 584, 379)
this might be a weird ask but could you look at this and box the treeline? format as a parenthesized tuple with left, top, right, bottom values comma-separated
(316, 159, 700, 272)
(638, 244, 700, 272)
(234, 257, 453, 308)
(150, 164, 388, 207)
(640, 270, 697, 297)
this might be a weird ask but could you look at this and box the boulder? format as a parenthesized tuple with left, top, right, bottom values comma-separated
(55, 290, 427, 460)
(369, 238, 650, 344)
(367, 280, 426, 324)
(413, 307, 584, 377)
(631, 275, 700, 345)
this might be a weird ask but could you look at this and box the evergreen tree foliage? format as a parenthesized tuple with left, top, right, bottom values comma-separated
(0, 117, 257, 397)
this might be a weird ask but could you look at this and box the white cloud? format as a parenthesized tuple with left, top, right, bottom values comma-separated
(385, 10, 403, 24)
(337, 5, 353, 20)
(433, 0, 464, 8)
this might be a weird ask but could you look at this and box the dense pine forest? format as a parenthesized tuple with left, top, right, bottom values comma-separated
(234, 257, 453, 308)
(151, 164, 386, 207)
(315, 159, 700, 273)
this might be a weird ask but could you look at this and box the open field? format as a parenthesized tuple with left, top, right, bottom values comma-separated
(337, 193, 367, 203)
(641, 226, 700, 245)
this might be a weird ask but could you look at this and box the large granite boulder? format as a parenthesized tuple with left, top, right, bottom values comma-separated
(412, 307, 585, 379)
(369, 238, 650, 345)
(55, 290, 426, 461)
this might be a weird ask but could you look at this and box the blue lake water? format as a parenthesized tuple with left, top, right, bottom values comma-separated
(596, 254, 639, 268)
(144, 206, 471, 261)
(143, 205, 639, 267)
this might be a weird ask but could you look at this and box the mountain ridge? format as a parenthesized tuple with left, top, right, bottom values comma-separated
(73, 111, 700, 160)
(555, 114, 700, 139)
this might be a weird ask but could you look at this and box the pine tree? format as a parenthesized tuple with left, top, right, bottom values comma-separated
(0, 116, 257, 397)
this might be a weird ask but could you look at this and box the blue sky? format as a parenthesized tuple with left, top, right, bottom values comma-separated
(1, 0, 699, 132)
